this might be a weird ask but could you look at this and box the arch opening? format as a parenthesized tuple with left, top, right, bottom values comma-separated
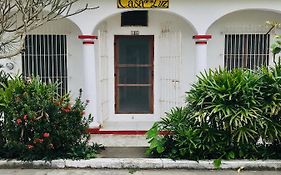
(207, 9, 281, 70)
(92, 10, 197, 130)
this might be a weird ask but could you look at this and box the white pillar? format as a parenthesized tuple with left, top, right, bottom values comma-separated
(78, 35, 100, 129)
(193, 34, 212, 74)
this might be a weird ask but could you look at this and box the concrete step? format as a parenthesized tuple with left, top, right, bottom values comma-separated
(98, 147, 148, 158)
(90, 134, 149, 158)
(89, 134, 149, 147)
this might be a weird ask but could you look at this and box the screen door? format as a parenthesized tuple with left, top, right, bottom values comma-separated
(114, 35, 154, 114)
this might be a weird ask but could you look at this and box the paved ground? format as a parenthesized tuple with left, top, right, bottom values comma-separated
(0, 169, 280, 175)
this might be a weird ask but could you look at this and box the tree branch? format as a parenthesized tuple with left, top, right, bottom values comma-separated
(0, 0, 99, 59)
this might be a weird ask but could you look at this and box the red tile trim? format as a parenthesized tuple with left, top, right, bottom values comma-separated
(193, 35, 212, 39)
(87, 128, 101, 133)
(83, 41, 95, 45)
(195, 41, 208, 45)
(78, 35, 98, 39)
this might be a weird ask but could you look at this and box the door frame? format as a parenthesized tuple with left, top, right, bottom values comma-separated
(114, 35, 154, 114)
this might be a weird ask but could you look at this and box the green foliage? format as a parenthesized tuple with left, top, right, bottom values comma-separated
(147, 67, 281, 163)
(259, 64, 281, 144)
(213, 159, 222, 169)
(188, 68, 264, 145)
(271, 35, 281, 63)
(146, 107, 199, 159)
(0, 76, 100, 160)
(0, 118, 4, 156)
(0, 70, 10, 154)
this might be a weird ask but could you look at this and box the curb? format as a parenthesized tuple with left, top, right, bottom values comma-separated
(0, 158, 281, 170)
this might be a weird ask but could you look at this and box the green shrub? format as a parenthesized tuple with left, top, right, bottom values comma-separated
(259, 64, 281, 143)
(187, 68, 265, 145)
(0, 70, 10, 155)
(0, 77, 99, 160)
(146, 107, 201, 160)
(0, 118, 4, 156)
(147, 67, 281, 161)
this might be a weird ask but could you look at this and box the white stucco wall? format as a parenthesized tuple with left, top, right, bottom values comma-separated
(68, 0, 281, 35)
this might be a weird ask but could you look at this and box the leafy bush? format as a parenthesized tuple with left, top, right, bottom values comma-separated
(0, 70, 10, 155)
(0, 118, 4, 156)
(259, 64, 281, 143)
(0, 77, 100, 160)
(147, 67, 281, 161)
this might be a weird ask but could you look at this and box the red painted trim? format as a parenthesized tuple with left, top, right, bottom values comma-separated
(87, 128, 101, 133)
(83, 41, 95, 45)
(196, 41, 208, 45)
(193, 35, 212, 39)
(87, 128, 170, 135)
(78, 35, 98, 39)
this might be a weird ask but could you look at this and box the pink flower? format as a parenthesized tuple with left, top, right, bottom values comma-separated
(27, 144, 34, 149)
(61, 104, 71, 113)
(43, 133, 50, 138)
(16, 118, 22, 125)
(23, 115, 28, 120)
(34, 138, 44, 144)
(62, 108, 70, 113)
(67, 104, 71, 109)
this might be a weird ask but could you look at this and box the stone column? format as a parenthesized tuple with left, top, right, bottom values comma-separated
(193, 34, 212, 74)
(78, 35, 100, 129)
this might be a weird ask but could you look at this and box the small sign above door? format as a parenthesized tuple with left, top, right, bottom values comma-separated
(118, 0, 169, 9)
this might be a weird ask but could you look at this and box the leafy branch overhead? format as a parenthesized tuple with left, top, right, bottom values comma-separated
(0, 0, 98, 59)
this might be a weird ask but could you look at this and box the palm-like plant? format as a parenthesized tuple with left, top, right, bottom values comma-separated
(187, 68, 262, 146)
(147, 66, 281, 161)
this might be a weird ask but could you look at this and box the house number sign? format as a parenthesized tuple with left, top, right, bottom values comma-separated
(118, 0, 169, 9)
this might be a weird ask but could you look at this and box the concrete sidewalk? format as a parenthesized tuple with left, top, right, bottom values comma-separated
(0, 169, 280, 175)
(1, 158, 281, 170)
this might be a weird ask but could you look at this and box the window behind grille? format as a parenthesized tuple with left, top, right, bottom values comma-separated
(22, 35, 68, 96)
(224, 34, 270, 70)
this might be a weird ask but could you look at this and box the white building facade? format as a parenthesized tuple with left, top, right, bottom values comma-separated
(2, 0, 281, 132)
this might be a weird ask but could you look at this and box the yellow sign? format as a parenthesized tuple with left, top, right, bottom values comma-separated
(117, 0, 169, 9)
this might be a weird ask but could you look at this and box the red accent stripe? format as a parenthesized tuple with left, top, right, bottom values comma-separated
(87, 128, 101, 133)
(193, 35, 212, 39)
(83, 41, 95, 45)
(87, 128, 170, 135)
(78, 35, 98, 39)
(196, 41, 208, 45)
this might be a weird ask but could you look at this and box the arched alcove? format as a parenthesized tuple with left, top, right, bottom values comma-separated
(207, 9, 281, 70)
(10, 17, 85, 99)
(92, 10, 197, 129)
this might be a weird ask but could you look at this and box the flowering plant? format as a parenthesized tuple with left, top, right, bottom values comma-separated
(0, 77, 98, 160)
